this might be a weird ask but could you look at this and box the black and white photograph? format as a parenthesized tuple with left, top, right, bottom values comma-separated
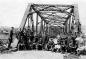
(0, 0, 86, 59)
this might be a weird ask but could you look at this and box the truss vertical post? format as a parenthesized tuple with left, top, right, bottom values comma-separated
(28, 16, 30, 28)
(30, 13, 34, 35)
(69, 16, 71, 33)
(45, 23, 47, 36)
(40, 18, 43, 36)
(67, 19, 70, 34)
(44, 22, 46, 36)
(43, 21, 45, 36)
(47, 24, 50, 37)
(71, 15, 74, 34)
(65, 21, 67, 34)
(36, 13, 38, 35)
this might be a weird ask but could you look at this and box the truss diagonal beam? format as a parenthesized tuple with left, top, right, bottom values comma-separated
(19, 4, 32, 31)
(31, 5, 49, 24)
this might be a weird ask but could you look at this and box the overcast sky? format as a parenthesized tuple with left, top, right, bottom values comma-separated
(0, 0, 86, 28)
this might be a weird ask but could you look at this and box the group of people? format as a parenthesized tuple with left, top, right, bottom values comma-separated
(16, 28, 47, 50)
(59, 35, 78, 53)
(58, 33, 86, 55)
(5, 27, 86, 55)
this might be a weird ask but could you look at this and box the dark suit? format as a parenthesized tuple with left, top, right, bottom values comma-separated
(8, 30, 13, 48)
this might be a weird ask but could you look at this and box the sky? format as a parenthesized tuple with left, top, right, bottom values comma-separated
(0, 0, 86, 28)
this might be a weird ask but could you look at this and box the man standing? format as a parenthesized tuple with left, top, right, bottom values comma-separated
(8, 27, 14, 49)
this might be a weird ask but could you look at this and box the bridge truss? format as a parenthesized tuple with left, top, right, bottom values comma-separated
(19, 3, 81, 37)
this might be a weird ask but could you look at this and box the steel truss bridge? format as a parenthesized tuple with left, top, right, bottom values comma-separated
(19, 3, 81, 37)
